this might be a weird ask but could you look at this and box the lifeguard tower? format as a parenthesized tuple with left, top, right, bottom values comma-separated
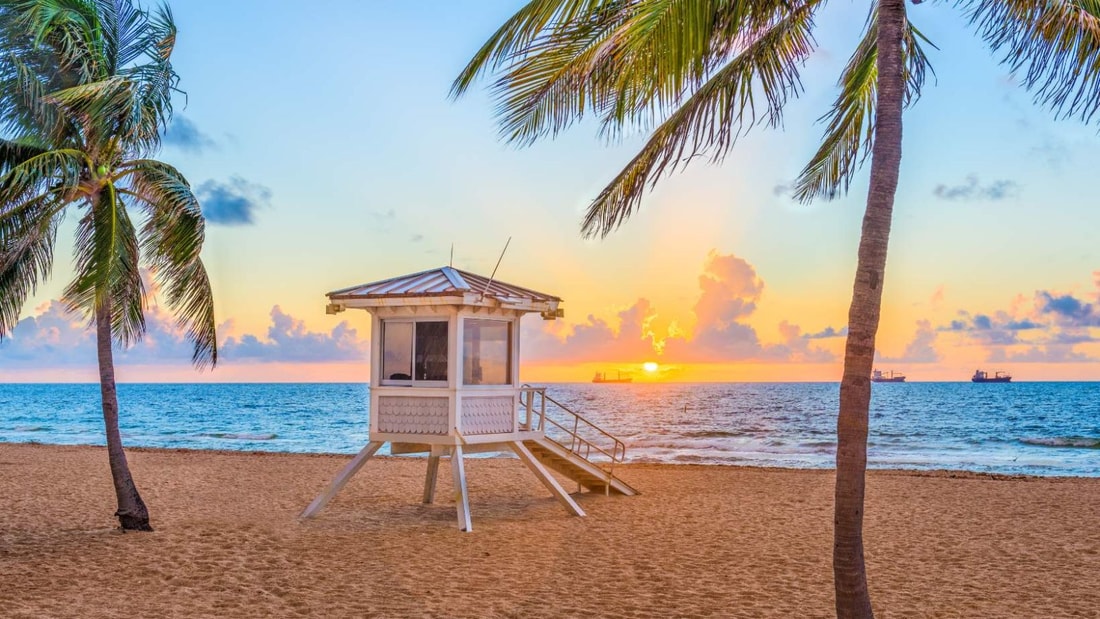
(300, 266, 636, 531)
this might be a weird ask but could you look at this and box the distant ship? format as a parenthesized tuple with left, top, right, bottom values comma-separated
(972, 369, 1012, 383)
(592, 371, 632, 384)
(871, 369, 906, 383)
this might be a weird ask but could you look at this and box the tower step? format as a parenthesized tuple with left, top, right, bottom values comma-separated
(522, 437, 638, 496)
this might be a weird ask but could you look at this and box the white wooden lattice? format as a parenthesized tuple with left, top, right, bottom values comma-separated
(461, 396, 514, 435)
(377, 396, 449, 435)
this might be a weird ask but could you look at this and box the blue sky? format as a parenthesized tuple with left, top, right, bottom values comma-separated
(6, 1, 1100, 381)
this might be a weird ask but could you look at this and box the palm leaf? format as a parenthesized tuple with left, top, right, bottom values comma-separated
(450, 0, 609, 99)
(118, 159, 217, 368)
(15, 0, 105, 81)
(487, 5, 635, 145)
(0, 48, 75, 147)
(793, 5, 933, 202)
(580, 2, 819, 238)
(467, 1, 813, 145)
(0, 137, 49, 176)
(0, 147, 88, 207)
(599, 0, 807, 134)
(0, 195, 61, 338)
(63, 183, 145, 347)
(962, 0, 1100, 123)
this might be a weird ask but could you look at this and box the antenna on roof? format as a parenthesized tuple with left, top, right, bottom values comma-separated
(449, 243, 454, 268)
(480, 236, 511, 300)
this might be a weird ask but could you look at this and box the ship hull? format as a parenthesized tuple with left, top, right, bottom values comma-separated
(972, 377, 1012, 383)
(871, 377, 906, 383)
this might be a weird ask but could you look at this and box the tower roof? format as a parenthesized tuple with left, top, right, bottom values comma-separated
(328, 266, 562, 313)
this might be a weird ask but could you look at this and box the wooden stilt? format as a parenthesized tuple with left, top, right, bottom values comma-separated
(423, 452, 441, 504)
(300, 441, 384, 519)
(510, 441, 586, 517)
(450, 445, 472, 532)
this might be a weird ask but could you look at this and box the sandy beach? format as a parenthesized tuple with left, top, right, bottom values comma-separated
(1, 443, 1097, 618)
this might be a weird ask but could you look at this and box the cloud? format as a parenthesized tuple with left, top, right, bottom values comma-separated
(772, 181, 794, 197)
(990, 345, 1094, 363)
(196, 177, 271, 225)
(1028, 138, 1072, 169)
(0, 301, 94, 366)
(367, 209, 397, 230)
(940, 278, 1100, 361)
(879, 320, 940, 363)
(0, 301, 367, 370)
(770, 321, 837, 363)
(932, 175, 1019, 201)
(662, 252, 766, 361)
(692, 252, 764, 325)
(221, 306, 368, 362)
(942, 311, 1026, 345)
(805, 326, 847, 339)
(930, 285, 945, 309)
(521, 299, 660, 362)
(163, 116, 216, 154)
(523, 251, 835, 364)
(1035, 291, 1100, 327)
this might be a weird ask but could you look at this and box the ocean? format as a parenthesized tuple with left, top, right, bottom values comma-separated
(1, 382, 1098, 477)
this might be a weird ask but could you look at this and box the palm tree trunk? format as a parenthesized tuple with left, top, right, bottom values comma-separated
(833, 0, 906, 617)
(95, 296, 153, 531)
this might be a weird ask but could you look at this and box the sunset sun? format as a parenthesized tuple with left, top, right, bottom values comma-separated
(643, 362, 659, 373)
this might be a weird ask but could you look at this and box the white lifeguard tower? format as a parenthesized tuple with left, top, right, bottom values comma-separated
(300, 266, 636, 531)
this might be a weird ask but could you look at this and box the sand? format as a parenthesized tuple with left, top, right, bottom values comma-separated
(1, 443, 1098, 618)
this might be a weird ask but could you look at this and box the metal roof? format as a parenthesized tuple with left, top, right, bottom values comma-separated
(328, 267, 562, 309)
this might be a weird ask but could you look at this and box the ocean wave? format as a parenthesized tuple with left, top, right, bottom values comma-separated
(1020, 437, 1100, 449)
(682, 430, 744, 439)
(13, 425, 48, 432)
(199, 432, 278, 441)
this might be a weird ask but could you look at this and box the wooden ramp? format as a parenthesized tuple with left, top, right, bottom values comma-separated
(523, 436, 639, 496)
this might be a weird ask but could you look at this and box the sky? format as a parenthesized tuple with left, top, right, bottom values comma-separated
(4, 1, 1100, 383)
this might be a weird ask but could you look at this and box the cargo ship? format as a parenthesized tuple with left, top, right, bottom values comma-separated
(871, 369, 906, 383)
(592, 371, 632, 384)
(972, 369, 1012, 383)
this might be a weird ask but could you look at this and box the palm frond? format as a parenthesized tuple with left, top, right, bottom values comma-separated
(0, 194, 61, 338)
(600, 0, 808, 135)
(8, 0, 179, 156)
(118, 159, 217, 368)
(0, 47, 74, 146)
(2, 0, 197, 365)
(793, 5, 933, 202)
(0, 147, 88, 208)
(466, 0, 811, 146)
(580, 2, 819, 238)
(962, 0, 1100, 123)
(0, 137, 49, 176)
(15, 0, 104, 81)
(485, 5, 629, 145)
(63, 182, 145, 347)
(46, 73, 132, 125)
(450, 0, 612, 99)
(0, 146, 81, 324)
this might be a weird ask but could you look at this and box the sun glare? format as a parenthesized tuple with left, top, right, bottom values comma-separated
(643, 362, 659, 373)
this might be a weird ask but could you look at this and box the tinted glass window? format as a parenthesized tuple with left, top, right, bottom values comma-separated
(463, 319, 511, 385)
(382, 322, 413, 380)
(414, 321, 449, 381)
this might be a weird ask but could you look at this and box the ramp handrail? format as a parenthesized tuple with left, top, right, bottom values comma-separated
(518, 385, 627, 482)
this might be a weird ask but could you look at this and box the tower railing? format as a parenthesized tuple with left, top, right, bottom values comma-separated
(518, 385, 627, 480)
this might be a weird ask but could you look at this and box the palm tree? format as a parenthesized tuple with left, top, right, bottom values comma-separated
(0, 0, 217, 531)
(452, 1, 1100, 616)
